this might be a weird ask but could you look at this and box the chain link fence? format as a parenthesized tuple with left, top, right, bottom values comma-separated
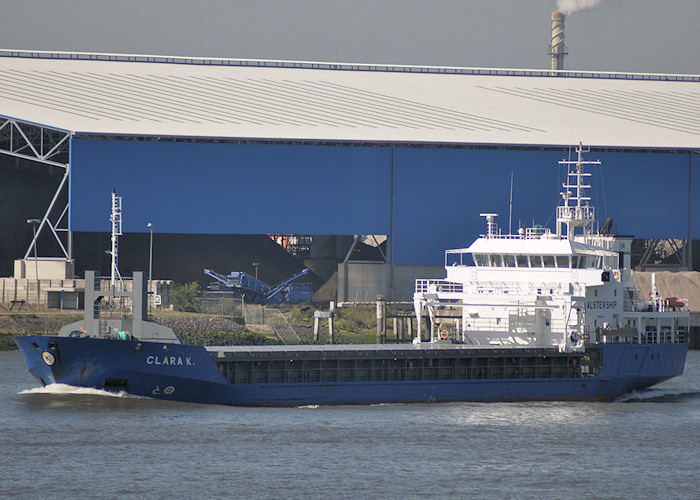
(244, 305, 300, 343)
(200, 292, 244, 317)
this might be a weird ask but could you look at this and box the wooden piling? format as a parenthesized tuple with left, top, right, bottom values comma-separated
(376, 297, 386, 344)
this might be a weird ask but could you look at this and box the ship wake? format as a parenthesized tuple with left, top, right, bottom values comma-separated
(615, 387, 700, 403)
(19, 383, 142, 399)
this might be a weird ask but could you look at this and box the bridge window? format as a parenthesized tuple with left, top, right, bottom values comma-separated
(516, 255, 529, 267)
(556, 256, 569, 268)
(504, 255, 516, 267)
(543, 255, 556, 268)
(447, 252, 463, 266)
(530, 255, 543, 267)
(473, 254, 488, 266)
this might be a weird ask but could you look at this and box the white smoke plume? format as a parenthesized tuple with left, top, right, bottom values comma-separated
(556, 0, 605, 15)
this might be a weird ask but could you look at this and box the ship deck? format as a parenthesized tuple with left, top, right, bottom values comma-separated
(204, 342, 569, 357)
(206, 343, 600, 385)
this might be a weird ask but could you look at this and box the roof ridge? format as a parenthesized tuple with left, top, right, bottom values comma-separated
(2, 49, 699, 82)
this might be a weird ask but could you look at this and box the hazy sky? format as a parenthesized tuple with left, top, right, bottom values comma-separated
(1, 0, 699, 74)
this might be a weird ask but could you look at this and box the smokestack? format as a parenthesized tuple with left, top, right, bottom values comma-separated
(549, 12, 567, 71)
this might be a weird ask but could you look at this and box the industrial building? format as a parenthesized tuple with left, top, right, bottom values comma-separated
(1, 49, 699, 302)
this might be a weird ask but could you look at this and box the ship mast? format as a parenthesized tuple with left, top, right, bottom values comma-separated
(110, 189, 123, 288)
(556, 144, 600, 240)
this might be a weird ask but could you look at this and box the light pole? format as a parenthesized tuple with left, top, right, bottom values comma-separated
(147, 222, 153, 312)
(27, 219, 40, 309)
(253, 262, 259, 280)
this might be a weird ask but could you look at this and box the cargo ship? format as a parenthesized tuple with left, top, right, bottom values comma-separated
(15, 145, 689, 405)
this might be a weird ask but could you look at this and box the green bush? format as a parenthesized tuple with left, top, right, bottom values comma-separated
(171, 282, 202, 312)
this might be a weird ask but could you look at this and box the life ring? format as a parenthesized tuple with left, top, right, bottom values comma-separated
(440, 329, 449, 340)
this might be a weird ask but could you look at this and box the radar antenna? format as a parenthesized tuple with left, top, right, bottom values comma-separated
(480, 213, 499, 238)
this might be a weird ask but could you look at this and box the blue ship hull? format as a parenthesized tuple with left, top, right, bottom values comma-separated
(14, 335, 688, 406)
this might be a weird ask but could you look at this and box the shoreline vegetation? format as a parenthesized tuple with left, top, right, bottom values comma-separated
(0, 304, 381, 351)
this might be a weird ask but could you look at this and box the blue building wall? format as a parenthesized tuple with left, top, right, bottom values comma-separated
(393, 148, 691, 265)
(70, 139, 393, 235)
(70, 138, 694, 266)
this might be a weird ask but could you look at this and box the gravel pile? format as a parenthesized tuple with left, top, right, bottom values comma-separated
(153, 315, 247, 334)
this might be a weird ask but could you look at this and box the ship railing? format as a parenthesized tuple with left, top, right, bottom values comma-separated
(524, 281, 568, 294)
(463, 315, 569, 335)
(641, 327, 687, 344)
(623, 297, 690, 313)
(580, 234, 616, 249)
(480, 233, 526, 240)
(425, 280, 570, 299)
(463, 317, 504, 333)
(415, 280, 464, 294)
(557, 205, 595, 223)
(525, 227, 553, 239)
(473, 281, 570, 297)
(595, 326, 638, 344)
(588, 326, 688, 344)
(469, 284, 549, 297)
(479, 227, 554, 240)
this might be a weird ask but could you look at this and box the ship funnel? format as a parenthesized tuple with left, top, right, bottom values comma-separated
(549, 12, 567, 71)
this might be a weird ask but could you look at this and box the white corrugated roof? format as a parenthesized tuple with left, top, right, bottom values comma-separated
(2, 50, 700, 149)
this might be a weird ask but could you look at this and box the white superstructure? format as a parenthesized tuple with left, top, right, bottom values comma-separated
(414, 145, 689, 352)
